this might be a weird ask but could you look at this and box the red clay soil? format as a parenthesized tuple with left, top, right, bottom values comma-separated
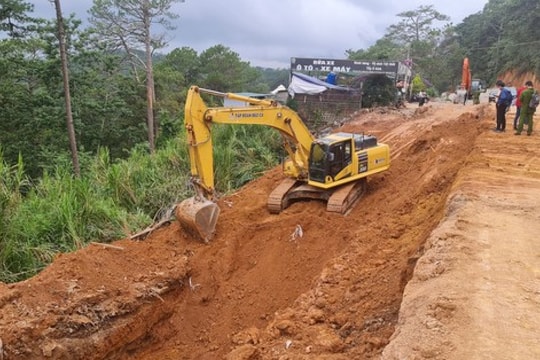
(0, 100, 530, 360)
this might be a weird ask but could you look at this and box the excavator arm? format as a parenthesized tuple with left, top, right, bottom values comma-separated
(461, 57, 471, 93)
(177, 86, 316, 242)
(183, 86, 315, 199)
(461, 57, 473, 99)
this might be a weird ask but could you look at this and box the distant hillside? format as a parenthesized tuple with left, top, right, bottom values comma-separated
(499, 71, 539, 89)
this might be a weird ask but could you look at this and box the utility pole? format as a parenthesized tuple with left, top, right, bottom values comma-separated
(142, 0, 156, 153)
(52, 0, 80, 177)
(406, 45, 414, 100)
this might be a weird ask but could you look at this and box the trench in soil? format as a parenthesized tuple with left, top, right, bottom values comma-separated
(0, 105, 487, 360)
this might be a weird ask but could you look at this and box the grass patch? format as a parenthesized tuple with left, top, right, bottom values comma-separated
(0, 125, 281, 282)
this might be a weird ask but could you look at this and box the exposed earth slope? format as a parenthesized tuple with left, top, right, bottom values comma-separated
(1, 100, 539, 360)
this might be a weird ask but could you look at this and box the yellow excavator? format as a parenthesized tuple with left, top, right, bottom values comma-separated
(175, 86, 390, 241)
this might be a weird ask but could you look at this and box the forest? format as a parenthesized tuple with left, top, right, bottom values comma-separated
(0, 0, 539, 282)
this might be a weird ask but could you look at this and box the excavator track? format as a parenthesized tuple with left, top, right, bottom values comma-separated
(267, 178, 298, 213)
(268, 178, 334, 213)
(268, 178, 367, 214)
(326, 178, 367, 214)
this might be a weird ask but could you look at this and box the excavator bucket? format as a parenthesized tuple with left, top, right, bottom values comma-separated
(175, 197, 220, 242)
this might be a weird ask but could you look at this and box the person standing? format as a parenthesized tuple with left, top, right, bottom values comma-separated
(513, 83, 528, 130)
(495, 80, 512, 132)
(472, 90, 481, 105)
(418, 91, 428, 106)
(515, 81, 536, 136)
(456, 86, 467, 105)
(395, 80, 405, 107)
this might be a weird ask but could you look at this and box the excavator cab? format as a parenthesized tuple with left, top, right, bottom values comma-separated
(308, 140, 353, 183)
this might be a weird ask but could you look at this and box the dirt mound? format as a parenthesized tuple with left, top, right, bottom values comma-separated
(0, 102, 510, 359)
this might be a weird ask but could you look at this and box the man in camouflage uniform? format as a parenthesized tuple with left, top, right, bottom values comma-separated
(515, 81, 536, 136)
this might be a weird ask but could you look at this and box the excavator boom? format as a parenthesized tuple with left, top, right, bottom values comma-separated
(462, 57, 472, 95)
(460, 58, 485, 101)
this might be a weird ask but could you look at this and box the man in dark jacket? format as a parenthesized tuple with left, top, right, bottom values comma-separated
(515, 81, 536, 136)
(495, 80, 512, 132)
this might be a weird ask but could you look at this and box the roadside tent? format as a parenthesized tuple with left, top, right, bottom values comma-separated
(287, 71, 352, 98)
(271, 84, 286, 94)
(271, 84, 288, 103)
(286, 72, 361, 129)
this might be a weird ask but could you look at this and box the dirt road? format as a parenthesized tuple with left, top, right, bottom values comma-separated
(0, 100, 538, 360)
(383, 104, 540, 360)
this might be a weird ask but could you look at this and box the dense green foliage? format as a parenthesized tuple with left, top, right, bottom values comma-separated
(456, 0, 540, 84)
(1, 0, 540, 282)
(0, 2, 283, 178)
(360, 75, 396, 108)
(347, 1, 540, 92)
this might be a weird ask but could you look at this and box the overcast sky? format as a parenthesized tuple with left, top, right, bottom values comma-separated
(28, 0, 489, 68)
